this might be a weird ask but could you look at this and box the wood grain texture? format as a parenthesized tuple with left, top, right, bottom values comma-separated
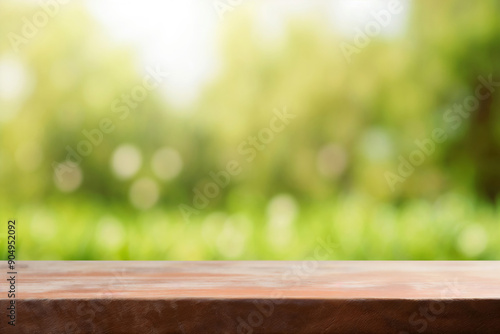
(1, 261, 500, 333)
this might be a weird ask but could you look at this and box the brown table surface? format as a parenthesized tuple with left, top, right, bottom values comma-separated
(2, 261, 500, 333)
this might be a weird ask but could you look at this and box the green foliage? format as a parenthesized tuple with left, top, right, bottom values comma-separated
(0, 0, 499, 260)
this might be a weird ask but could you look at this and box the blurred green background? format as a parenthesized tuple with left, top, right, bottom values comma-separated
(1, 0, 499, 260)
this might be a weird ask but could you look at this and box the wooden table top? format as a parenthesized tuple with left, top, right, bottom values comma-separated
(2, 261, 500, 333)
(12, 261, 500, 299)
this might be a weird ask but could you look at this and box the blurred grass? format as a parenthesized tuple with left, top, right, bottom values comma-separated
(5, 192, 498, 260)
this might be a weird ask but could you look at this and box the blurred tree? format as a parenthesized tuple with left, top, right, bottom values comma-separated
(412, 0, 500, 202)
